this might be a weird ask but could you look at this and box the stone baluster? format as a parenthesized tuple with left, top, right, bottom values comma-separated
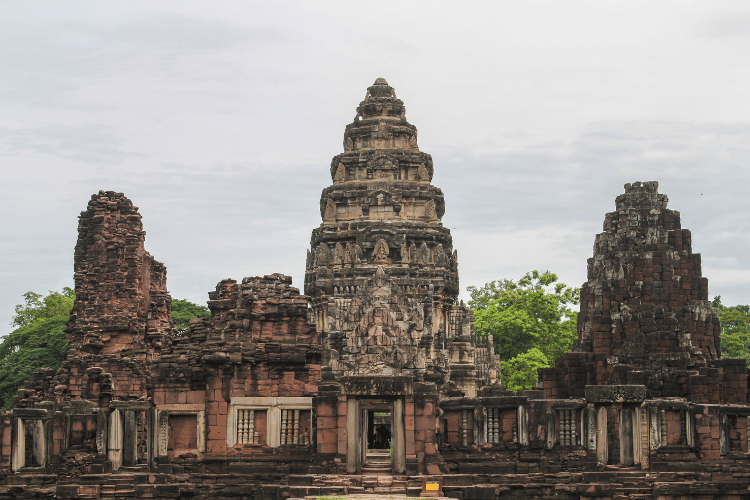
(254, 432, 260, 445)
(238, 410, 246, 444)
(562, 410, 567, 445)
(281, 410, 287, 445)
(293, 410, 300, 445)
(486, 408, 493, 444)
(462, 409, 468, 447)
(247, 410, 255, 445)
(660, 410, 667, 447)
(494, 409, 500, 443)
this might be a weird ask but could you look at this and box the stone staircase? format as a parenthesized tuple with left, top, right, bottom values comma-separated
(361, 449, 392, 476)
(285, 473, 425, 498)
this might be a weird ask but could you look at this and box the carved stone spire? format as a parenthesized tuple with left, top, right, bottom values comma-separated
(305, 79, 498, 395)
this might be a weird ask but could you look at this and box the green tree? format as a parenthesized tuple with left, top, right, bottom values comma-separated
(0, 288, 74, 409)
(468, 270, 579, 392)
(501, 348, 549, 393)
(712, 296, 750, 363)
(12, 287, 75, 328)
(171, 299, 211, 334)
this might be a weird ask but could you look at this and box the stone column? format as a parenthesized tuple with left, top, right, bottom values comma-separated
(517, 406, 529, 446)
(108, 409, 123, 470)
(346, 398, 358, 474)
(393, 398, 406, 474)
(619, 407, 634, 466)
(587, 404, 596, 451)
(267, 406, 281, 448)
(545, 411, 555, 450)
(12, 419, 24, 472)
(596, 406, 608, 465)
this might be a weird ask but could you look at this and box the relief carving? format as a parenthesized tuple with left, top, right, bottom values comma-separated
(344, 243, 353, 266)
(373, 238, 389, 264)
(401, 243, 410, 264)
(344, 136, 353, 151)
(417, 164, 429, 182)
(409, 243, 417, 264)
(317, 243, 329, 265)
(334, 163, 346, 183)
(158, 410, 169, 457)
(324, 199, 336, 221)
(353, 243, 363, 263)
(434, 243, 446, 267)
(333, 243, 344, 266)
(425, 199, 438, 220)
(419, 243, 431, 265)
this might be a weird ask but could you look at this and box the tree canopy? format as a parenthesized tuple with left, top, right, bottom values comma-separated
(712, 296, 750, 363)
(0, 288, 74, 409)
(468, 270, 579, 393)
(172, 299, 211, 334)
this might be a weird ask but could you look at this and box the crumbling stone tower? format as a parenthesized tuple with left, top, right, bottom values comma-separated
(542, 182, 738, 403)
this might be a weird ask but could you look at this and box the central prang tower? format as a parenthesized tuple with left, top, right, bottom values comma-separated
(305, 78, 498, 396)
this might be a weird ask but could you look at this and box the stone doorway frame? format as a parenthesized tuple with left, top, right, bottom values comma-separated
(346, 397, 405, 475)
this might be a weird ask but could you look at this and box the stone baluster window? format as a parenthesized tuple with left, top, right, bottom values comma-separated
(228, 397, 313, 448)
(558, 409, 577, 446)
(441, 409, 474, 446)
(279, 409, 311, 446)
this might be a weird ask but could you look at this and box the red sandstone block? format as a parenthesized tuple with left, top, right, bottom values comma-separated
(208, 426, 227, 441)
(405, 415, 415, 431)
(319, 442, 337, 454)
(316, 417, 335, 430)
(318, 429, 336, 447)
(153, 391, 165, 405)
(187, 391, 204, 404)
(207, 440, 225, 454)
(405, 402, 415, 415)
(317, 404, 335, 417)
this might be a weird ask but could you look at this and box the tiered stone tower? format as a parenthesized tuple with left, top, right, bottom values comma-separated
(304, 78, 497, 396)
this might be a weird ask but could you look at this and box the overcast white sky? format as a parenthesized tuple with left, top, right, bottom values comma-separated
(1, 1, 749, 334)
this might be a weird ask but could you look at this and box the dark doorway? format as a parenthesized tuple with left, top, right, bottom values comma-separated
(367, 410, 392, 450)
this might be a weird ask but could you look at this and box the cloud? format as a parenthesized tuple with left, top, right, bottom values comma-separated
(695, 11, 750, 39)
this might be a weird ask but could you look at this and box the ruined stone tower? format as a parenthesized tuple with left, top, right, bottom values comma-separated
(542, 181, 728, 401)
(304, 78, 497, 397)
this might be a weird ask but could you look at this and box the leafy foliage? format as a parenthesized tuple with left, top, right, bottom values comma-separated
(171, 299, 211, 334)
(12, 287, 75, 328)
(468, 271, 579, 392)
(500, 348, 549, 393)
(0, 289, 74, 409)
(712, 296, 750, 363)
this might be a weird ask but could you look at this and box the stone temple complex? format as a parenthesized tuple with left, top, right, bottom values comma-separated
(0, 79, 749, 499)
